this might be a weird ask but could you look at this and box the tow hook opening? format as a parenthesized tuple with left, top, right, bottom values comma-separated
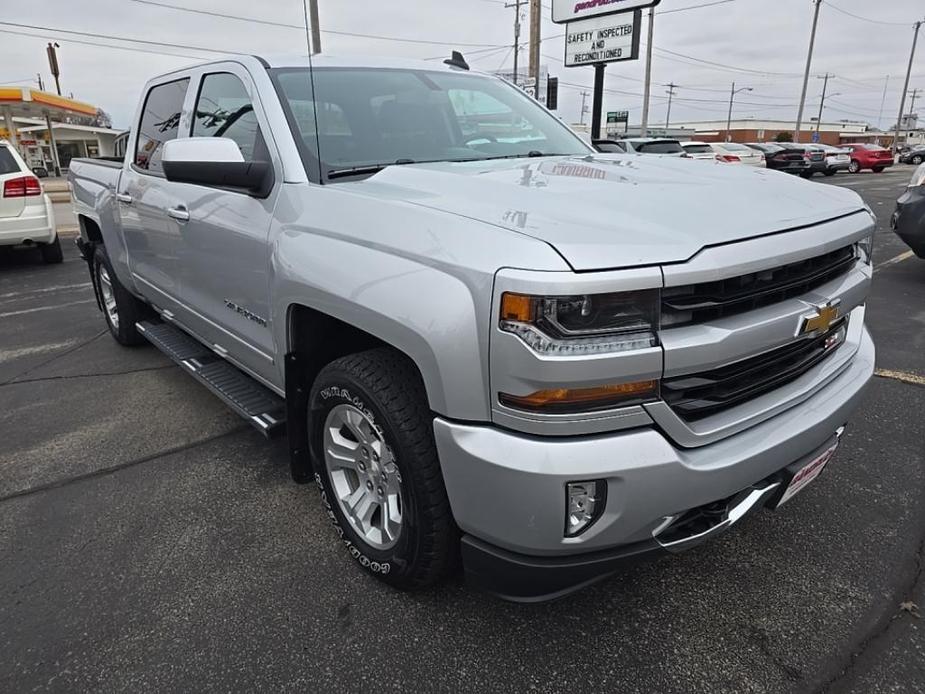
(652, 481, 781, 554)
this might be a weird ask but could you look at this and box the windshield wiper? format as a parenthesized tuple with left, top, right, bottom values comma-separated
(450, 152, 572, 163)
(327, 159, 416, 180)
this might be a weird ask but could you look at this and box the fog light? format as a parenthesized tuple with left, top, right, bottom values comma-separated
(566, 480, 606, 537)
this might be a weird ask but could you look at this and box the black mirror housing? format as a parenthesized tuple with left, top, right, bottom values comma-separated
(162, 160, 274, 198)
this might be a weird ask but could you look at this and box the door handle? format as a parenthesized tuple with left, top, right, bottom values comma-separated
(115, 193, 133, 204)
(167, 206, 190, 222)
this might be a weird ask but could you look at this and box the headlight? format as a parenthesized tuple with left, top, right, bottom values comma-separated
(909, 162, 925, 188)
(500, 290, 659, 355)
(857, 232, 874, 265)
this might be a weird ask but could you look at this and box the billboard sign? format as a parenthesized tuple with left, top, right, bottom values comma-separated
(564, 11, 640, 67)
(607, 111, 629, 124)
(552, 0, 660, 24)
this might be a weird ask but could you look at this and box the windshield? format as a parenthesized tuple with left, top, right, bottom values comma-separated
(271, 67, 591, 181)
(721, 143, 751, 152)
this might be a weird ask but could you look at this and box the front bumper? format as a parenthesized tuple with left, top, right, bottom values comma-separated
(893, 187, 925, 257)
(435, 327, 874, 600)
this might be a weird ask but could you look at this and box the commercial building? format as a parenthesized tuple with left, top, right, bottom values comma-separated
(669, 118, 892, 147)
(0, 85, 117, 174)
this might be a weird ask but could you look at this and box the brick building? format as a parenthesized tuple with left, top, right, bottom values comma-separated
(669, 118, 893, 147)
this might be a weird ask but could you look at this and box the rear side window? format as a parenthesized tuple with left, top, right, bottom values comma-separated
(192, 72, 266, 162)
(637, 141, 683, 154)
(0, 146, 21, 175)
(135, 78, 190, 174)
(683, 144, 713, 154)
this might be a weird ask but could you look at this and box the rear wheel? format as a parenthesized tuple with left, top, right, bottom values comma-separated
(40, 235, 63, 264)
(823, 170, 836, 177)
(93, 246, 147, 346)
(912, 155, 923, 165)
(309, 348, 457, 590)
(848, 160, 861, 173)
(800, 171, 813, 178)
(872, 166, 885, 173)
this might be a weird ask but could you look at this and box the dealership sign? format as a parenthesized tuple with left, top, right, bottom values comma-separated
(564, 11, 640, 66)
(552, 0, 660, 24)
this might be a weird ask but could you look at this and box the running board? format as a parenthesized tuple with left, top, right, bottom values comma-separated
(137, 321, 286, 439)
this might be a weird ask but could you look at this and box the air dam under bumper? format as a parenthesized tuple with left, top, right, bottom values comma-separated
(434, 327, 874, 602)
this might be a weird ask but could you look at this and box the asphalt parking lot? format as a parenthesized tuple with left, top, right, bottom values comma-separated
(1, 166, 923, 693)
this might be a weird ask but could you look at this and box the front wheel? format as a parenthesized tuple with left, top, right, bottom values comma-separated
(848, 160, 861, 173)
(912, 155, 923, 165)
(93, 246, 147, 346)
(872, 166, 885, 173)
(310, 348, 457, 590)
(800, 171, 813, 178)
(823, 170, 836, 177)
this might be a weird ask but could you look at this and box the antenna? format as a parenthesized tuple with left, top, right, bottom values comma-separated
(444, 51, 470, 71)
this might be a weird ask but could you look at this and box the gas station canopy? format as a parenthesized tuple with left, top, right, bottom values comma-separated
(0, 86, 99, 174)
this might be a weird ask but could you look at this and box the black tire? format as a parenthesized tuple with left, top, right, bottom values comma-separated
(872, 166, 884, 173)
(848, 160, 861, 173)
(823, 170, 836, 176)
(309, 348, 457, 590)
(40, 235, 63, 264)
(800, 171, 813, 178)
(913, 155, 923, 165)
(93, 245, 147, 346)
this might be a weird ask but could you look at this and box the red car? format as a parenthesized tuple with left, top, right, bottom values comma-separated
(843, 143, 894, 173)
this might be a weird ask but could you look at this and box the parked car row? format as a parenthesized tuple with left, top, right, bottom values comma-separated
(591, 137, 900, 178)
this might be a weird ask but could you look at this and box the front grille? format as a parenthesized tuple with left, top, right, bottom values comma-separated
(662, 321, 847, 421)
(662, 245, 855, 326)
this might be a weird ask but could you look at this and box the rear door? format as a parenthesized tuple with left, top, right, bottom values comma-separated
(119, 77, 192, 311)
(172, 65, 279, 383)
(0, 144, 28, 218)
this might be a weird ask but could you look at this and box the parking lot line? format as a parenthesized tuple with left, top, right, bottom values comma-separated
(0, 282, 91, 301)
(874, 250, 915, 272)
(0, 299, 95, 319)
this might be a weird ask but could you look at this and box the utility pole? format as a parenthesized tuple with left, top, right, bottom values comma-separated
(505, 0, 525, 86)
(579, 90, 590, 125)
(815, 73, 834, 136)
(528, 0, 541, 96)
(726, 82, 752, 142)
(794, 0, 822, 144)
(877, 75, 890, 130)
(640, 7, 655, 138)
(664, 83, 678, 130)
(894, 20, 922, 154)
(308, 0, 322, 54)
(35, 73, 44, 91)
(46, 42, 61, 96)
(909, 88, 922, 117)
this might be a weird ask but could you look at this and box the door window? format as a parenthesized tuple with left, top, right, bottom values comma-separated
(135, 78, 190, 174)
(192, 72, 265, 162)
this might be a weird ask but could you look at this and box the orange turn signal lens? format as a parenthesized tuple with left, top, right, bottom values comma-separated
(500, 380, 658, 413)
(500, 292, 535, 322)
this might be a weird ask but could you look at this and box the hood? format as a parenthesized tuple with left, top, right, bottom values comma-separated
(346, 155, 866, 271)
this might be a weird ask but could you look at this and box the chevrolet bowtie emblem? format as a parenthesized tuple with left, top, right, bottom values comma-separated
(799, 301, 840, 336)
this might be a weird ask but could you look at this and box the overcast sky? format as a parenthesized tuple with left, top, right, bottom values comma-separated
(1, 0, 922, 131)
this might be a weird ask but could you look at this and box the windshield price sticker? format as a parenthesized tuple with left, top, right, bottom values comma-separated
(565, 11, 640, 67)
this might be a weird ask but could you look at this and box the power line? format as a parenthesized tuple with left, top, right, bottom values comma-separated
(657, 0, 735, 15)
(0, 27, 207, 60)
(825, 2, 913, 27)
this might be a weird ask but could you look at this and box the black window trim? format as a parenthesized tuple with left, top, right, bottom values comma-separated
(131, 76, 191, 179)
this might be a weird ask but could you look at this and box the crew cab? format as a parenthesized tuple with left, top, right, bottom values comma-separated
(69, 55, 875, 602)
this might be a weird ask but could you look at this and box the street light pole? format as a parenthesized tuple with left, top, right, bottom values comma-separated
(893, 19, 922, 154)
(308, 0, 322, 54)
(665, 83, 678, 130)
(506, 0, 525, 86)
(726, 82, 752, 142)
(795, 0, 822, 144)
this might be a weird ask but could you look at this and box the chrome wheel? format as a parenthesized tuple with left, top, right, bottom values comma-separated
(323, 404, 403, 550)
(98, 265, 119, 331)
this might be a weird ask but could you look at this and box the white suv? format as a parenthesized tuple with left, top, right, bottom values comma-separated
(0, 140, 60, 263)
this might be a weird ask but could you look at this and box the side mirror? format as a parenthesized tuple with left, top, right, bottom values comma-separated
(162, 137, 273, 197)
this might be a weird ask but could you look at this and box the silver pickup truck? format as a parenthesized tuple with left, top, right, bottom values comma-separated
(70, 54, 875, 602)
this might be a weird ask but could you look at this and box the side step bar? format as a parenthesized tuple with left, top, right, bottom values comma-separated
(137, 321, 286, 439)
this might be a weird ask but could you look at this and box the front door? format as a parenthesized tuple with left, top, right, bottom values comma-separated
(172, 67, 278, 384)
(119, 77, 191, 313)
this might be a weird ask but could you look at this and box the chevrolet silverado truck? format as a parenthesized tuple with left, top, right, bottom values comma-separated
(69, 54, 876, 602)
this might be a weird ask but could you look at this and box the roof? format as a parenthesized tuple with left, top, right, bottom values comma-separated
(257, 53, 486, 73)
(17, 123, 121, 135)
(0, 86, 97, 117)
